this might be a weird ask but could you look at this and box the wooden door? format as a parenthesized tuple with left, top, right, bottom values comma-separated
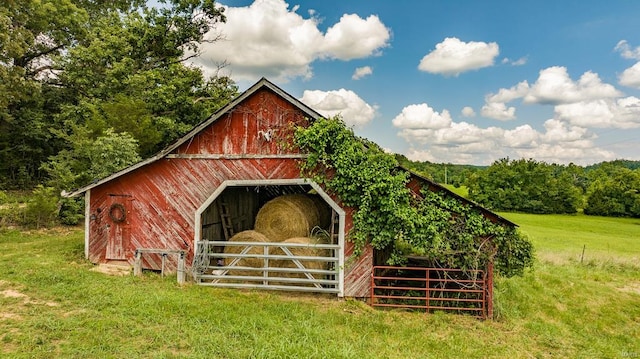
(106, 195, 132, 260)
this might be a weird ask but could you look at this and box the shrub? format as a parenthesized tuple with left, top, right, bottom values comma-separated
(58, 197, 85, 225)
(24, 185, 59, 229)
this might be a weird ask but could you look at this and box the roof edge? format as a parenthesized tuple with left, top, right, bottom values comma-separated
(398, 164, 518, 227)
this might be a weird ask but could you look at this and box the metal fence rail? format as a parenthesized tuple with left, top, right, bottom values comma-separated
(193, 240, 340, 293)
(370, 265, 493, 319)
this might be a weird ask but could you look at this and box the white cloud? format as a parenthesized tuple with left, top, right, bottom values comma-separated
(619, 62, 640, 88)
(417, 37, 499, 76)
(511, 57, 528, 66)
(391, 103, 452, 129)
(554, 97, 640, 129)
(479, 65, 635, 132)
(514, 144, 615, 165)
(352, 66, 373, 80)
(480, 102, 516, 121)
(321, 14, 390, 60)
(404, 149, 439, 163)
(616, 41, 640, 88)
(393, 101, 617, 165)
(541, 119, 593, 142)
(189, 0, 391, 81)
(482, 67, 622, 113)
(501, 56, 528, 66)
(614, 40, 640, 60)
(480, 81, 529, 120)
(503, 125, 540, 148)
(299, 89, 377, 127)
(435, 121, 503, 144)
(524, 66, 622, 104)
(461, 106, 476, 117)
(405, 148, 481, 165)
(486, 81, 530, 103)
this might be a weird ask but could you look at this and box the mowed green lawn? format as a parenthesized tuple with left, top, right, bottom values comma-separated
(0, 216, 639, 358)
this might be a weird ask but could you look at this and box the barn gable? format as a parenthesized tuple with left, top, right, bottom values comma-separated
(63, 78, 322, 198)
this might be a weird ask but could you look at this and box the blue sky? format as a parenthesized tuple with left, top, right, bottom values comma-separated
(188, 0, 640, 165)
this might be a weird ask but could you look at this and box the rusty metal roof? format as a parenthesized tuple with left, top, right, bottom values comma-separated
(400, 165, 517, 227)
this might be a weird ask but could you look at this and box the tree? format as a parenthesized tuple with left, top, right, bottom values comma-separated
(584, 167, 640, 217)
(55, 0, 238, 155)
(395, 154, 483, 187)
(44, 128, 142, 191)
(0, 0, 97, 187)
(1, 0, 238, 189)
(467, 158, 582, 214)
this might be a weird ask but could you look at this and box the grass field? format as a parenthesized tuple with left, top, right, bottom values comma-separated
(500, 212, 640, 266)
(1, 215, 639, 358)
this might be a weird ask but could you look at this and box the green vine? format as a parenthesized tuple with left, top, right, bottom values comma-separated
(293, 117, 534, 277)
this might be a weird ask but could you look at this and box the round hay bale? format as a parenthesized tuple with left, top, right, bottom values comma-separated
(224, 230, 269, 276)
(309, 194, 332, 229)
(270, 237, 329, 284)
(254, 194, 321, 242)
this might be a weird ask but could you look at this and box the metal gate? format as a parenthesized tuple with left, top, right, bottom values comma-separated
(370, 265, 494, 318)
(193, 240, 340, 293)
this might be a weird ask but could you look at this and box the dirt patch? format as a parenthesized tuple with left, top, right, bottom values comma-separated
(90, 263, 132, 276)
(0, 312, 22, 320)
(62, 309, 87, 318)
(1, 289, 28, 299)
(0, 288, 59, 307)
(618, 282, 640, 295)
(1, 330, 19, 354)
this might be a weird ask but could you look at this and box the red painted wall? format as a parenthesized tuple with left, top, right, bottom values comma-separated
(87, 88, 372, 297)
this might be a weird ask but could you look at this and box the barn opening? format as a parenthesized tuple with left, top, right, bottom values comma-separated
(192, 179, 345, 295)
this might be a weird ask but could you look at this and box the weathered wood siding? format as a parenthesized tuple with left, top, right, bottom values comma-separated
(87, 87, 372, 297)
(341, 206, 374, 298)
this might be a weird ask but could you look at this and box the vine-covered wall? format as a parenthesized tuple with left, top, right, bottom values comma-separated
(293, 117, 534, 277)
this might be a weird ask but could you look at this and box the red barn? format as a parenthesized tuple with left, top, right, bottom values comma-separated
(65, 78, 515, 298)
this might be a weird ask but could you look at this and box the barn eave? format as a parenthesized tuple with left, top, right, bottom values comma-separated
(400, 165, 518, 228)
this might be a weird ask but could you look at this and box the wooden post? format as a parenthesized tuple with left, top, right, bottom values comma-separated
(177, 251, 185, 285)
(134, 250, 142, 277)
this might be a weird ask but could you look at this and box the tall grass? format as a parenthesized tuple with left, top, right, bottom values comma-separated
(1, 219, 639, 358)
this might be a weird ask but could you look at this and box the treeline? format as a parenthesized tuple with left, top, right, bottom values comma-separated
(1, 0, 239, 226)
(1, 0, 237, 193)
(401, 157, 640, 218)
(395, 154, 485, 186)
